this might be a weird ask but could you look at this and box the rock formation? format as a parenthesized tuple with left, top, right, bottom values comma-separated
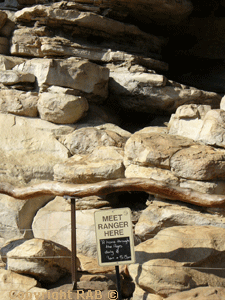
(1, 1, 225, 299)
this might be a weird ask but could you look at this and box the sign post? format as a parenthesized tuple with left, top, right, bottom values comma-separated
(64, 196, 77, 291)
(94, 208, 135, 299)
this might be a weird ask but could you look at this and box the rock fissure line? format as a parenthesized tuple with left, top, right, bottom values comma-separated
(0, 178, 225, 207)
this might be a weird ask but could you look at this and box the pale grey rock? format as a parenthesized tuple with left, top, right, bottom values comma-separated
(108, 66, 221, 113)
(0, 70, 35, 85)
(168, 104, 211, 140)
(0, 113, 70, 185)
(170, 144, 225, 181)
(129, 226, 225, 297)
(59, 127, 126, 156)
(0, 54, 26, 70)
(197, 109, 225, 148)
(0, 194, 53, 247)
(7, 238, 71, 283)
(13, 57, 109, 101)
(32, 200, 97, 257)
(220, 95, 225, 110)
(169, 106, 225, 149)
(0, 88, 38, 117)
(38, 91, 89, 124)
(135, 199, 225, 239)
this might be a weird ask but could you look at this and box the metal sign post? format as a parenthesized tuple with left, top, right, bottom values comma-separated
(115, 265, 122, 300)
(64, 196, 77, 291)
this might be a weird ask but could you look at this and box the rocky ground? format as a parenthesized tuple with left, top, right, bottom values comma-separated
(1, 0, 225, 299)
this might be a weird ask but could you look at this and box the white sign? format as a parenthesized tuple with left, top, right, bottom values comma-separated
(94, 208, 135, 266)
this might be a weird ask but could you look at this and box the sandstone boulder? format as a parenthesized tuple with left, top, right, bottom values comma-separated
(135, 199, 225, 239)
(197, 109, 225, 147)
(0, 87, 38, 116)
(7, 238, 71, 283)
(0, 70, 35, 85)
(38, 89, 89, 124)
(53, 145, 125, 183)
(129, 226, 225, 297)
(124, 131, 196, 168)
(108, 65, 221, 113)
(0, 194, 53, 247)
(59, 127, 126, 156)
(0, 269, 45, 300)
(125, 165, 179, 186)
(132, 285, 165, 300)
(168, 104, 211, 140)
(169, 106, 225, 148)
(0, 113, 70, 185)
(32, 199, 97, 257)
(166, 286, 225, 300)
(13, 57, 109, 101)
(13, 3, 165, 55)
(170, 144, 225, 180)
(0, 54, 26, 70)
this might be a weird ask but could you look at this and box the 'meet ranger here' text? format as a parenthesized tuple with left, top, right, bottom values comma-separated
(97, 214, 129, 237)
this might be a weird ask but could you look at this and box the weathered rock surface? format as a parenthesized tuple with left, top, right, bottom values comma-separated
(124, 131, 196, 169)
(59, 127, 127, 156)
(169, 106, 225, 148)
(38, 89, 89, 124)
(32, 199, 97, 257)
(0, 194, 53, 247)
(0, 87, 38, 116)
(12, 3, 165, 56)
(0, 54, 26, 70)
(0, 69, 35, 85)
(133, 285, 165, 300)
(13, 57, 109, 101)
(54, 146, 125, 183)
(0, 269, 46, 300)
(125, 165, 179, 186)
(0, 113, 70, 185)
(135, 199, 225, 239)
(108, 65, 221, 113)
(197, 110, 225, 147)
(166, 286, 225, 300)
(7, 238, 71, 283)
(170, 144, 225, 181)
(168, 104, 211, 140)
(129, 226, 225, 297)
